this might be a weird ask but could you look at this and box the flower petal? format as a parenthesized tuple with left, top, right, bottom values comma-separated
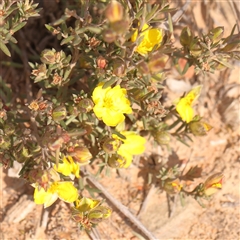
(56, 182, 79, 203)
(176, 98, 194, 123)
(102, 109, 125, 126)
(33, 186, 58, 208)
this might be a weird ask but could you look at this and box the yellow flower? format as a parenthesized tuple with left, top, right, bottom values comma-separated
(33, 181, 78, 208)
(163, 179, 182, 194)
(72, 197, 112, 229)
(92, 84, 132, 127)
(112, 131, 146, 168)
(175, 85, 202, 123)
(131, 23, 163, 55)
(54, 156, 80, 179)
(203, 172, 223, 196)
(74, 197, 100, 212)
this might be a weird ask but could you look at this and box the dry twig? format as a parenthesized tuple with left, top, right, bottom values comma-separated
(84, 172, 158, 240)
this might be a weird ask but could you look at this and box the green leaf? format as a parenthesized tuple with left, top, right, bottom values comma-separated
(53, 16, 68, 26)
(145, 4, 159, 23)
(111, 130, 126, 140)
(60, 35, 75, 45)
(86, 26, 102, 34)
(0, 41, 11, 57)
(168, 13, 173, 34)
(102, 78, 117, 89)
(12, 22, 27, 34)
(45, 24, 57, 33)
(176, 137, 190, 147)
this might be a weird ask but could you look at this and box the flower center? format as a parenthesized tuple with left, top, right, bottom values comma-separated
(104, 96, 114, 109)
(48, 182, 58, 193)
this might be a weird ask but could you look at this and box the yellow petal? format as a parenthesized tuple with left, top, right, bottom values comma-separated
(33, 186, 58, 208)
(113, 131, 146, 155)
(44, 193, 59, 208)
(102, 109, 125, 126)
(34, 187, 49, 204)
(92, 84, 110, 104)
(118, 152, 133, 168)
(54, 156, 80, 178)
(185, 85, 202, 105)
(132, 23, 163, 55)
(176, 98, 194, 123)
(56, 182, 79, 203)
(75, 197, 100, 212)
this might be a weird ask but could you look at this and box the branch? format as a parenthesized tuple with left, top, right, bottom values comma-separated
(84, 172, 157, 240)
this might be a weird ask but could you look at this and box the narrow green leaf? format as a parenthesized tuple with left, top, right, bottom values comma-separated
(12, 22, 27, 33)
(102, 78, 117, 89)
(177, 137, 190, 147)
(0, 41, 11, 57)
(111, 130, 126, 140)
(145, 5, 159, 22)
(45, 24, 57, 33)
(168, 13, 173, 34)
(86, 26, 102, 34)
(60, 35, 75, 45)
(53, 16, 68, 26)
(214, 58, 233, 69)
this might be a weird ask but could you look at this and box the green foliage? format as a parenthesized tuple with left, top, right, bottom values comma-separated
(0, 0, 237, 233)
(0, 0, 40, 56)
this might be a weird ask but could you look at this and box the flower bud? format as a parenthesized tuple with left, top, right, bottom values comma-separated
(203, 172, 223, 196)
(31, 64, 47, 80)
(52, 73, 63, 86)
(77, 98, 94, 113)
(105, 0, 123, 23)
(209, 27, 224, 44)
(102, 138, 121, 154)
(189, 39, 202, 57)
(189, 120, 212, 136)
(88, 37, 101, 48)
(180, 27, 193, 47)
(154, 131, 171, 145)
(107, 154, 126, 168)
(163, 179, 182, 194)
(40, 49, 56, 64)
(97, 56, 107, 69)
(70, 146, 92, 165)
(52, 106, 67, 122)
